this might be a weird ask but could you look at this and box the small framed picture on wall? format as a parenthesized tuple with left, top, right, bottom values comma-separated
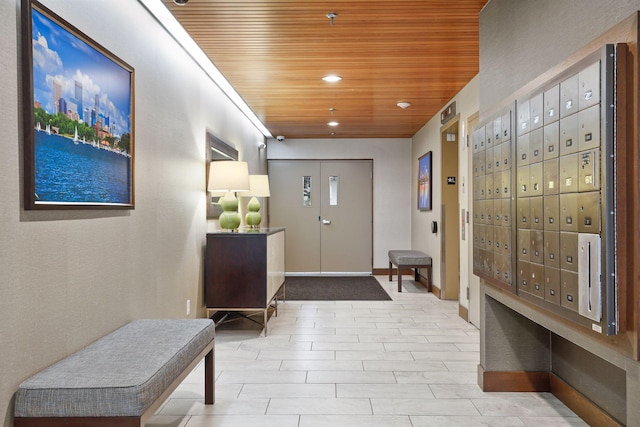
(418, 151, 432, 211)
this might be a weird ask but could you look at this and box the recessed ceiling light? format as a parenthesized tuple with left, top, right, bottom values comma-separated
(327, 121, 339, 126)
(397, 101, 411, 109)
(322, 75, 342, 83)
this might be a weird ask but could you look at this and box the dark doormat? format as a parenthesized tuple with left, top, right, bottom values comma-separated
(285, 276, 392, 301)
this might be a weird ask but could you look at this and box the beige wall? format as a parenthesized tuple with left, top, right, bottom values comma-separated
(411, 76, 479, 315)
(0, 1, 264, 425)
(267, 138, 412, 269)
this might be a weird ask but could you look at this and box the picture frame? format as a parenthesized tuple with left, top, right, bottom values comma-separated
(418, 151, 432, 211)
(22, 0, 135, 209)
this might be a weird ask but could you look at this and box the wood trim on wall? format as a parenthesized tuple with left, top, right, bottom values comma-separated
(478, 367, 621, 425)
(459, 304, 468, 321)
(478, 366, 550, 392)
(550, 374, 623, 427)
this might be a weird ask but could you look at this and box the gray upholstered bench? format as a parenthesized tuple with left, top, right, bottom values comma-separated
(14, 319, 215, 427)
(388, 250, 432, 292)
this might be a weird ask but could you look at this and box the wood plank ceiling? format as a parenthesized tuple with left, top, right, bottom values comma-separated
(162, 0, 487, 139)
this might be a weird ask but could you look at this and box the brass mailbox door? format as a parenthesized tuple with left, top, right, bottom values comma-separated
(559, 154, 579, 194)
(543, 231, 561, 269)
(478, 125, 486, 152)
(561, 270, 579, 312)
(493, 116, 502, 145)
(493, 144, 503, 173)
(518, 229, 531, 261)
(559, 114, 579, 157)
(501, 169, 512, 199)
(578, 105, 600, 152)
(529, 163, 544, 197)
(472, 126, 482, 153)
(493, 200, 502, 227)
(578, 61, 600, 111)
(485, 173, 495, 199)
(502, 111, 512, 141)
(559, 193, 579, 232)
(530, 128, 544, 164)
(484, 250, 494, 276)
(530, 262, 545, 298)
(485, 225, 495, 251)
(485, 145, 494, 175)
(518, 261, 531, 294)
(543, 121, 560, 160)
(501, 227, 512, 255)
(501, 141, 512, 171)
(485, 122, 494, 152)
(517, 132, 530, 166)
(476, 224, 485, 249)
(530, 197, 544, 230)
(544, 84, 560, 126)
(543, 195, 560, 231)
(543, 158, 560, 195)
(518, 197, 531, 229)
(560, 74, 579, 119)
(501, 198, 512, 227)
(578, 191, 600, 234)
(544, 266, 561, 305)
(518, 99, 530, 137)
(530, 230, 545, 265)
(517, 165, 530, 198)
(560, 232, 579, 273)
(530, 93, 544, 131)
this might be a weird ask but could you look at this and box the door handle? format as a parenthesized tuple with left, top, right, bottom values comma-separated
(322, 219, 332, 225)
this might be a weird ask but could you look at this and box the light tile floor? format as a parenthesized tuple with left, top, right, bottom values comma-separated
(148, 276, 587, 427)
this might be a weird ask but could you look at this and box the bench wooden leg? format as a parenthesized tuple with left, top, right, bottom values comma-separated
(389, 261, 393, 282)
(205, 348, 215, 404)
(397, 269, 403, 292)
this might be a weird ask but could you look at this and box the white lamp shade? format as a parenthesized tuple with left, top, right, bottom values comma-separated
(243, 175, 271, 198)
(207, 161, 250, 192)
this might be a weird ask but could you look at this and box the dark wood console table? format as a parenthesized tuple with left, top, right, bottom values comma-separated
(204, 228, 285, 335)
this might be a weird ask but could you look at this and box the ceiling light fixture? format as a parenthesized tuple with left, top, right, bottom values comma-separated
(397, 101, 411, 109)
(326, 12, 338, 25)
(322, 75, 342, 83)
(327, 121, 339, 127)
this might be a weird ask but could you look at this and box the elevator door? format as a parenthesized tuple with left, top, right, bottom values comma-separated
(268, 160, 373, 274)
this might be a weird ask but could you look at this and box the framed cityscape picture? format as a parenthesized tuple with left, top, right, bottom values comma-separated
(22, 0, 135, 209)
(418, 151, 432, 211)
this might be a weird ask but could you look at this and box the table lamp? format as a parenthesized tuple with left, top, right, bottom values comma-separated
(242, 175, 270, 229)
(207, 161, 250, 231)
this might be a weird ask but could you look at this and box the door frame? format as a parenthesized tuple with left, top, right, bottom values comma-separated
(440, 116, 460, 301)
(267, 158, 374, 275)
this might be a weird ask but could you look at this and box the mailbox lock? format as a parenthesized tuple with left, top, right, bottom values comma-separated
(549, 289, 556, 296)
(567, 294, 574, 302)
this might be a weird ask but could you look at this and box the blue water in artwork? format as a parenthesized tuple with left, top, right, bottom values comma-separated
(35, 132, 131, 204)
